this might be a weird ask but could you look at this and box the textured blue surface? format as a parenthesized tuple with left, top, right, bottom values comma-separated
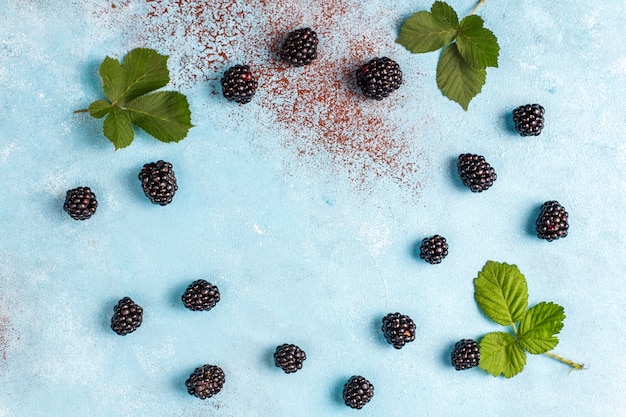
(1, 1, 625, 416)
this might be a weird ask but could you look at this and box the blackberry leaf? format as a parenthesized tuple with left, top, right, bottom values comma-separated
(128, 92, 192, 143)
(473, 261, 528, 326)
(114, 48, 169, 103)
(456, 15, 499, 69)
(436, 43, 486, 111)
(103, 107, 134, 149)
(80, 48, 193, 149)
(397, 8, 457, 53)
(517, 302, 565, 354)
(479, 331, 527, 378)
(431, 0, 460, 30)
(88, 100, 112, 119)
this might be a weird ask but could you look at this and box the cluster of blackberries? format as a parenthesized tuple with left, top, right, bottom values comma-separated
(220, 27, 402, 104)
(110, 279, 221, 336)
(63, 161, 178, 221)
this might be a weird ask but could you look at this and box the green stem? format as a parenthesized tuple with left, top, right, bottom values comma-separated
(74, 109, 89, 113)
(544, 351, 585, 371)
(469, 0, 486, 15)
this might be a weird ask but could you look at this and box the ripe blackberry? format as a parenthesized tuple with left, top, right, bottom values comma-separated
(138, 160, 178, 206)
(63, 186, 97, 220)
(451, 339, 480, 370)
(182, 279, 220, 311)
(111, 297, 143, 336)
(343, 375, 374, 409)
(356, 57, 402, 100)
(281, 27, 318, 67)
(457, 153, 497, 192)
(185, 364, 225, 399)
(274, 344, 306, 373)
(419, 235, 448, 264)
(221, 65, 258, 104)
(513, 104, 545, 136)
(536, 201, 569, 241)
(381, 312, 416, 349)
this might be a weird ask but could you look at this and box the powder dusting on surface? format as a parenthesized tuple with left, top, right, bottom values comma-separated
(108, 0, 425, 198)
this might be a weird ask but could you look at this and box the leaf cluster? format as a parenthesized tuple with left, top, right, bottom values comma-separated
(86, 48, 193, 149)
(474, 261, 566, 377)
(396, 1, 499, 110)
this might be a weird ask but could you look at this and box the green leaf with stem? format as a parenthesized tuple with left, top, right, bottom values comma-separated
(456, 15, 499, 69)
(128, 91, 193, 143)
(78, 48, 193, 149)
(479, 331, 527, 378)
(517, 302, 565, 354)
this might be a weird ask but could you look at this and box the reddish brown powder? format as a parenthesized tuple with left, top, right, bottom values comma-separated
(135, 1, 424, 198)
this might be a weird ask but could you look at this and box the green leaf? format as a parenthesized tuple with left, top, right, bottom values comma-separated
(436, 43, 486, 110)
(456, 15, 499, 69)
(118, 48, 170, 103)
(473, 261, 528, 326)
(479, 332, 527, 378)
(517, 302, 565, 354)
(128, 91, 193, 143)
(88, 100, 113, 119)
(100, 56, 127, 104)
(84, 48, 192, 149)
(430, 1, 460, 31)
(103, 107, 134, 149)
(397, 3, 459, 54)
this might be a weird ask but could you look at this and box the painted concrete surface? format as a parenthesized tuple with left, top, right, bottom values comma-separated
(0, 1, 625, 416)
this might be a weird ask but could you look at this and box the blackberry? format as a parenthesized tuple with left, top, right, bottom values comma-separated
(419, 235, 448, 264)
(185, 364, 226, 399)
(63, 186, 97, 220)
(536, 201, 569, 241)
(281, 27, 319, 67)
(342, 375, 374, 409)
(111, 297, 143, 335)
(381, 312, 416, 349)
(138, 160, 178, 206)
(356, 57, 402, 100)
(182, 279, 220, 311)
(451, 339, 480, 370)
(457, 153, 497, 192)
(221, 65, 258, 104)
(513, 104, 545, 136)
(274, 344, 306, 373)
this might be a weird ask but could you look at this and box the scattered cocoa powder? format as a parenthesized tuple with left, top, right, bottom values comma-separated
(114, 1, 425, 198)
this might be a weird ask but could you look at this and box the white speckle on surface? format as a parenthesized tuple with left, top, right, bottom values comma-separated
(609, 56, 626, 76)
(253, 224, 266, 235)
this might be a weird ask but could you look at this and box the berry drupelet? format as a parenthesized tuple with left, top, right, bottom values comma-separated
(274, 344, 307, 373)
(138, 160, 178, 206)
(356, 57, 402, 100)
(111, 297, 143, 335)
(186, 364, 226, 399)
(513, 104, 545, 136)
(536, 201, 569, 241)
(63, 186, 98, 220)
(457, 153, 497, 192)
(182, 279, 221, 311)
(343, 375, 374, 409)
(221, 65, 258, 104)
(419, 235, 449, 264)
(381, 312, 416, 349)
(281, 28, 319, 67)
(451, 339, 480, 370)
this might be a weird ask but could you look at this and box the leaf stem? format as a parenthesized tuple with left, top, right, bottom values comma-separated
(469, 0, 486, 15)
(74, 109, 89, 114)
(543, 351, 586, 371)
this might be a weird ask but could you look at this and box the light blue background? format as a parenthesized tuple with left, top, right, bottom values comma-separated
(1, 1, 625, 416)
